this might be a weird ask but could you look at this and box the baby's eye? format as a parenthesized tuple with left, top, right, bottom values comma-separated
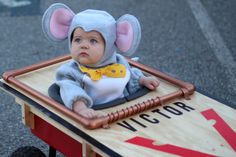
(90, 39, 98, 44)
(74, 38, 81, 43)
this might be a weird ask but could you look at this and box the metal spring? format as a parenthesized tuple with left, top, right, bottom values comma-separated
(107, 96, 162, 123)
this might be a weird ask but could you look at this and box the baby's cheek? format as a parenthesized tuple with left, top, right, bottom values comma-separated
(92, 53, 103, 63)
(71, 48, 79, 56)
(71, 52, 76, 58)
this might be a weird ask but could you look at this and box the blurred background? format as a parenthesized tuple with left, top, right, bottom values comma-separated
(0, 0, 235, 156)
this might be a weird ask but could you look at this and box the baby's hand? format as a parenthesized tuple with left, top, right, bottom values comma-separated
(79, 108, 97, 119)
(139, 76, 160, 90)
(73, 100, 102, 119)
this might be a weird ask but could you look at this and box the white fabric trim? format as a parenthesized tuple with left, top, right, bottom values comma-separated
(83, 69, 130, 105)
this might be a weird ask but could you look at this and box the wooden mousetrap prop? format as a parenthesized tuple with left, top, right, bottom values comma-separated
(2, 54, 194, 129)
(1, 55, 236, 157)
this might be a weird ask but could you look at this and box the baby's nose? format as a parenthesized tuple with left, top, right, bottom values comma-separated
(80, 41, 89, 49)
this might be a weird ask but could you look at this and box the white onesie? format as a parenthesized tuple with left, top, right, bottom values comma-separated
(83, 70, 131, 105)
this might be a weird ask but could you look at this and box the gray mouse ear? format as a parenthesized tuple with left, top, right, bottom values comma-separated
(115, 14, 141, 56)
(42, 3, 75, 42)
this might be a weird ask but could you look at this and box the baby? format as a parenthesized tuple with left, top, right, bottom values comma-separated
(42, 3, 159, 118)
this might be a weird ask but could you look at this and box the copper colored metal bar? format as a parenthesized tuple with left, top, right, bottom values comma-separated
(9, 77, 112, 129)
(127, 58, 195, 97)
(3, 54, 71, 81)
(2, 55, 195, 129)
(107, 90, 183, 123)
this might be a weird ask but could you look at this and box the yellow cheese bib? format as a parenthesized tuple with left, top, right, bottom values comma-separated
(79, 64, 126, 81)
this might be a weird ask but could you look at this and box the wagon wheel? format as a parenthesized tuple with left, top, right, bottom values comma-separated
(10, 146, 46, 157)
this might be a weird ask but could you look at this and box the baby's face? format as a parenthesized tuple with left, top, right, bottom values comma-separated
(71, 27, 105, 65)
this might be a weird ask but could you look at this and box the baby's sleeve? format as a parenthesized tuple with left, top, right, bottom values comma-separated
(55, 63, 93, 109)
(127, 66, 144, 94)
(116, 54, 144, 94)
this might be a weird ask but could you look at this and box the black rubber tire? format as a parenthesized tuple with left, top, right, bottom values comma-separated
(10, 146, 46, 157)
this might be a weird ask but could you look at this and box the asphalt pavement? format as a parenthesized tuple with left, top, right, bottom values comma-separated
(0, 0, 235, 156)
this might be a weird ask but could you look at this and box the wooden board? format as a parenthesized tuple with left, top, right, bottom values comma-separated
(1, 58, 236, 157)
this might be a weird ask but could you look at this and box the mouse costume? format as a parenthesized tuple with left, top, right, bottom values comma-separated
(42, 3, 143, 109)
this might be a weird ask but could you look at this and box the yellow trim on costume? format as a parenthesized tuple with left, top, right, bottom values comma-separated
(79, 64, 126, 81)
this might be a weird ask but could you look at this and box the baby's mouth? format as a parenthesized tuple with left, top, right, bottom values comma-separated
(79, 52, 88, 56)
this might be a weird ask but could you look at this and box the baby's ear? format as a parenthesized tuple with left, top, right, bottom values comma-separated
(42, 3, 75, 41)
(115, 14, 141, 56)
